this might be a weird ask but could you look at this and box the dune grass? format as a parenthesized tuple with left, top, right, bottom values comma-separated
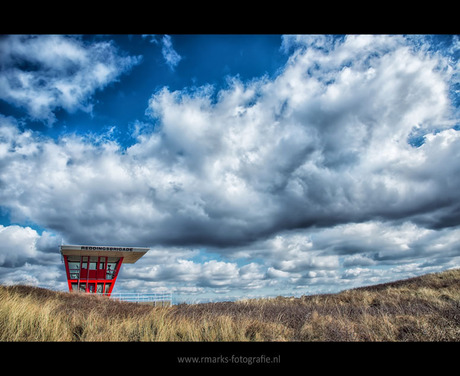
(1, 268, 459, 341)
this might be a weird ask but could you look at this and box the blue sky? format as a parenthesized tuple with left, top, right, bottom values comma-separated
(3, 35, 285, 148)
(0, 34, 459, 303)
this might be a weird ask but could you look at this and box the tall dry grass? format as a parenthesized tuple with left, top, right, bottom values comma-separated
(1, 268, 459, 341)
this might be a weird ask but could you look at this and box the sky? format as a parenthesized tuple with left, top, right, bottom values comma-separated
(0, 34, 459, 303)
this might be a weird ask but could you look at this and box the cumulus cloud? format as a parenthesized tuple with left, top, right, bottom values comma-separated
(119, 246, 266, 298)
(0, 35, 459, 298)
(0, 35, 141, 124)
(114, 218, 460, 299)
(0, 260, 64, 290)
(1, 36, 459, 246)
(0, 225, 39, 267)
(0, 224, 61, 267)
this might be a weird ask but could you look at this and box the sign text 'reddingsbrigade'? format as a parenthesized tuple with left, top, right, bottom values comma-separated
(80, 246, 134, 252)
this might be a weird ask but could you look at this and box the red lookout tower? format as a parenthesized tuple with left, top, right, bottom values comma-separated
(60, 245, 149, 296)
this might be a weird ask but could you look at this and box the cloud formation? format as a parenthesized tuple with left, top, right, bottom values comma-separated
(0, 35, 459, 300)
(161, 35, 182, 70)
(141, 34, 182, 70)
(1, 35, 459, 244)
(0, 35, 141, 124)
(0, 224, 60, 267)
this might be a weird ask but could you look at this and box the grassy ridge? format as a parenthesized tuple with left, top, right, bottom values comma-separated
(1, 268, 459, 341)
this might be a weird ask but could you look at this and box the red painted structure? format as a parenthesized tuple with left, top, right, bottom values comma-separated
(60, 245, 149, 296)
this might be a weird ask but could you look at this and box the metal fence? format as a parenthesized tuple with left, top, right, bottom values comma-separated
(110, 292, 172, 306)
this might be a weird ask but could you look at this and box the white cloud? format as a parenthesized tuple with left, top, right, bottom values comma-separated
(0, 224, 61, 267)
(0, 225, 38, 267)
(0, 262, 64, 289)
(121, 248, 265, 293)
(0, 35, 141, 124)
(161, 35, 182, 70)
(141, 34, 181, 70)
(1, 36, 459, 247)
(342, 254, 376, 267)
(224, 219, 460, 294)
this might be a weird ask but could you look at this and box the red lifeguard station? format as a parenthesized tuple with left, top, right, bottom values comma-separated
(60, 245, 149, 296)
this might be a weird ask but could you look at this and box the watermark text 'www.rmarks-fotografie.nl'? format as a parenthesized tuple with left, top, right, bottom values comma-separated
(177, 354, 280, 366)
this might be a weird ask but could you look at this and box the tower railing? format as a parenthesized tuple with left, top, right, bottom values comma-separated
(110, 292, 172, 306)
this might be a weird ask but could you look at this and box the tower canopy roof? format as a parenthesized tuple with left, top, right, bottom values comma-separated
(60, 245, 149, 264)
